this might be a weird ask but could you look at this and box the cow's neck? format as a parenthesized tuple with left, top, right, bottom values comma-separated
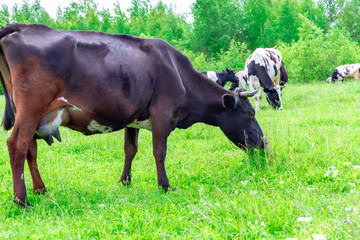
(215, 72, 227, 87)
(177, 74, 228, 129)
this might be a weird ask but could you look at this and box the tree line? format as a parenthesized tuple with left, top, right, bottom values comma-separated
(0, 0, 360, 94)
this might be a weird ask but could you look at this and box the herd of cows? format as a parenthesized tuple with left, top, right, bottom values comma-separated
(0, 23, 359, 207)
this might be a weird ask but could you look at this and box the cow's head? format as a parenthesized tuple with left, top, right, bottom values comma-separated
(331, 69, 342, 82)
(220, 88, 265, 150)
(264, 87, 282, 109)
(226, 68, 240, 84)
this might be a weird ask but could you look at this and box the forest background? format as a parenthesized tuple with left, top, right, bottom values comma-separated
(0, 0, 360, 94)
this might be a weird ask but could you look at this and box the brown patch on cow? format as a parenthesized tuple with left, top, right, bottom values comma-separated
(266, 50, 277, 64)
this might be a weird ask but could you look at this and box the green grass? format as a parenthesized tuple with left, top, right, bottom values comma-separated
(0, 81, 359, 239)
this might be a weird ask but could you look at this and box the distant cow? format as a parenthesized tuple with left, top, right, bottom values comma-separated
(202, 69, 239, 89)
(329, 64, 360, 83)
(245, 48, 287, 111)
(0, 23, 265, 207)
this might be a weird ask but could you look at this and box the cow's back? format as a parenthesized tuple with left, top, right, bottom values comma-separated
(245, 48, 282, 80)
(0, 23, 186, 131)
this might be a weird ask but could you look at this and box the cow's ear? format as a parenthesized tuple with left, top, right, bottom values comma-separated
(222, 94, 236, 110)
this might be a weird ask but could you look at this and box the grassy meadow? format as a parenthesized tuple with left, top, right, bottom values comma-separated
(0, 81, 359, 239)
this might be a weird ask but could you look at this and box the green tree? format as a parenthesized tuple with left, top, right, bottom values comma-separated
(0, 4, 10, 26)
(192, 0, 242, 56)
(242, 0, 270, 48)
(127, 0, 150, 36)
(56, 2, 86, 30)
(300, 0, 329, 32)
(146, 2, 187, 46)
(337, 0, 360, 43)
(320, 0, 345, 24)
(11, 0, 53, 25)
(113, 3, 129, 34)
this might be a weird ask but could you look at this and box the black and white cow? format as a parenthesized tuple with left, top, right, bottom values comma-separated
(245, 48, 287, 111)
(235, 70, 248, 89)
(328, 64, 360, 83)
(202, 69, 239, 89)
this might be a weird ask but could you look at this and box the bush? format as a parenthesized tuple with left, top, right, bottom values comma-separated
(278, 15, 360, 83)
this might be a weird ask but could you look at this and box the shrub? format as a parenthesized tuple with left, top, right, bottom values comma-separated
(278, 15, 360, 83)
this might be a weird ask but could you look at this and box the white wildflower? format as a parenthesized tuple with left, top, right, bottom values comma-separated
(345, 207, 352, 211)
(234, 190, 239, 194)
(348, 182, 355, 186)
(261, 222, 266, 226)
(324, 168, 338, 177)
(240, 181, 248, 185)
(98, 204, 106, 207)
(312, 143, 315, 148)
(353, 165, 360, 169)
(307, 187, 315, 191)
(279, 180, 284, 184)
(250, 191, 258, 195)
(312, 234, 327, 240)
(324, 171, 331, 177)
(344, 162, 350, 165)
(297, 217, 312, 222)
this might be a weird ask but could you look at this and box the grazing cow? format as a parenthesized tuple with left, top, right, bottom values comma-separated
(202, 69, 239, 89)
(245, 48, 287, 111)
(329, 64, 360, 83)
(0, 23, 265, 207)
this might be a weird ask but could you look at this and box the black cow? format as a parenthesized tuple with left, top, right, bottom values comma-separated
(0, 23, 265, 207)
(202, 69, 239, 89)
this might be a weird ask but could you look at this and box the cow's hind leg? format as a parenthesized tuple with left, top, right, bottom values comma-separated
(120, 128, 139, 186)
(354, 69, 360, 82)
(8, 118, 39, 207)
(26, 138, 47, 194)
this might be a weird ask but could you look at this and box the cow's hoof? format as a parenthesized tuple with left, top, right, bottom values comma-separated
(14, 197, 32, 208)
(119, 176, 131, 187)
(158, 184, 173, 192)
(34, 187, 47, 195)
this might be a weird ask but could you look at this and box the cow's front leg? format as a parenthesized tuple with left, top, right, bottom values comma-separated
(275, 86, 283, 110)
(152, 125, 171, 191)
(150, 110, 176, 191)
(249, 76, 262, 111)
(120, 128, 139, 186)
(26, 138, 47, 194)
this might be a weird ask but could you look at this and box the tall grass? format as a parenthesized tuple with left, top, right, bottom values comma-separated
(0, 81, 359, 239)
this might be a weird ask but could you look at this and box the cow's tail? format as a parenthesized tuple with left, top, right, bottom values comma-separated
(0, 23, 23, 39)
(0, 73, 14, 130)
(0, 24, 21, 130)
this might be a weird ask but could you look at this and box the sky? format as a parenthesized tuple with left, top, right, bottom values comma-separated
(0, 0, 195, 20)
